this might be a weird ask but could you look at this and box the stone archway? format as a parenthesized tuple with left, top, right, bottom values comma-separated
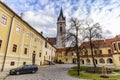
(86, 59, 90, 64)
(80, 59, 84, 64)
(99, 58, 105, 63)
(107, 58, 113, 63)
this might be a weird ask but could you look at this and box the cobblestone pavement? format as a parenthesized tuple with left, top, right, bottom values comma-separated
(5, 64, 86, 80)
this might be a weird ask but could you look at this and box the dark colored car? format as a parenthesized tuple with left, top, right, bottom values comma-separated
(10, 65, 38, 75)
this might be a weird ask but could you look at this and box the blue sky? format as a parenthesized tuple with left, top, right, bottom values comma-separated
(3, 0, 120, 37)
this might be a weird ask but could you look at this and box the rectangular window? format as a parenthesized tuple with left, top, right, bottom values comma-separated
(10, 62, 15, 66)
(108, 49, 112, 54)
(1, 14, 7, 25)
(24, 48, 27, 54)
(113, 43, 116, 50)
(23, 62, 26, 65)
(12, 44, 17, 52)
(94, 50, 97, 55)
(118, 43, 120, 50)
(39, 53, 41, 57)
(99, 50, 102, 54)
(45, 42, 47, 48)
(0, 40, 2, 48)
(60, 26, 62, 33)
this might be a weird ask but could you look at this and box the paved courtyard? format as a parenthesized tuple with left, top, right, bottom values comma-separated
(5, 64, 86, 80)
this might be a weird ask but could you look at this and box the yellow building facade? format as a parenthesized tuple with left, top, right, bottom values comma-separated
(0, 2, 56, 71)
(56, 36, 120, 67)
(55, 48, 76, 64)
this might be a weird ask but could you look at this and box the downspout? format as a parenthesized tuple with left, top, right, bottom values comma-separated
(1, 15, 15, 72)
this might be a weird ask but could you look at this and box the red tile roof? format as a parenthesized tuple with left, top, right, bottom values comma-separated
(47, 37, 56, 45)
(56, 47, 75, 53)
(115, 35, 120, 41)
(80, 38, 115, 48)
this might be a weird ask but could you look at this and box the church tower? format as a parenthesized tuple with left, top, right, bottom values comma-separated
(56, 7, 66, 48)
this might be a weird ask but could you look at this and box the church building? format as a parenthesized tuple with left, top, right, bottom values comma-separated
(50, 7, 120, 66)
(48, 7, 66, 48)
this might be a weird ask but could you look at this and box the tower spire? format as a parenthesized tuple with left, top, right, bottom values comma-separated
(57, 7, 65, 21)
(59, 7, 63, 18)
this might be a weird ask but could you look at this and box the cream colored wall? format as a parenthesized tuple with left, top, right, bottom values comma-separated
(56, 51, 73, 63)
(112, 41, 120, 66)
(0, 6, 13, 55)
(0, 2, 56, 70)
(0, 3, 14, 70)
(42, 41, 56, 64)
(85, 47, 111, 55)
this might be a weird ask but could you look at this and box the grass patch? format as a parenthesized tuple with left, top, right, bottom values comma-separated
(71, 66, 89, 71)
(68, 66, 120, 80)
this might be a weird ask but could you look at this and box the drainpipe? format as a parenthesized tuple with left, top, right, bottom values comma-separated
(1, 15, 15, 72)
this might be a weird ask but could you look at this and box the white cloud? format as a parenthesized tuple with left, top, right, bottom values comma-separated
(4, 0, 120, 37)
(23, 2, 57, 37)
(39, 0, 48, 5)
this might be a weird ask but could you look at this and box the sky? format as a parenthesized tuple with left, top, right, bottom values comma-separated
(3, 0, 120, 38)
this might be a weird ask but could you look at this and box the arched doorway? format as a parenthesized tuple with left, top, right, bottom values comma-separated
(80, 59, 84, 64)
(99, 58, 105, 63)
(59, 60, 62, 63)
(107, 58, 113, 63)
(32, 51, 36, 65)
(86, 59, 90, 64)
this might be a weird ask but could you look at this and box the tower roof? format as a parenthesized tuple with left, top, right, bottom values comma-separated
(57, 7, 65, 21)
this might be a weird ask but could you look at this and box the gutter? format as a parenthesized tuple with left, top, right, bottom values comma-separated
(1, 15, 15, 72)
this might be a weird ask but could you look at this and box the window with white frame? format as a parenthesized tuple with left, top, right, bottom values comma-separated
(1, 14, 7, 25)
(26, 32, 29, 38)
(16, 25, 20, 32)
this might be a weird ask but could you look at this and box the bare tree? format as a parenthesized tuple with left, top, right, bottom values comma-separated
(65, 17, 84, 75)
(83, 20, 102, 68)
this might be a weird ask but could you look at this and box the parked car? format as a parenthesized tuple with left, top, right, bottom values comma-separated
(9, 65, 38, 75)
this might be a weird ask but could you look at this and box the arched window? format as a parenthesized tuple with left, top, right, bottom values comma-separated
(107, 58, 113, 63)
(80, 59, 84, 64)
(86, 59, 90, 64)
(99, 58, 105, 63)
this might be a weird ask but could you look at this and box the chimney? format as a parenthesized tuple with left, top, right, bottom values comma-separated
(20, 13, 24, 19)
(41, 31, 43, 35)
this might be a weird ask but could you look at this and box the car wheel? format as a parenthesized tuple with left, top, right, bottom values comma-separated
(32, 70, 35, 73)
(16, 71, 20, 75)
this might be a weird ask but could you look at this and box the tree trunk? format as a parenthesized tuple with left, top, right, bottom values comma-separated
(76, 45, 80, 75)
(76, 27, 80, 75)
(90, 39, 96, 68)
